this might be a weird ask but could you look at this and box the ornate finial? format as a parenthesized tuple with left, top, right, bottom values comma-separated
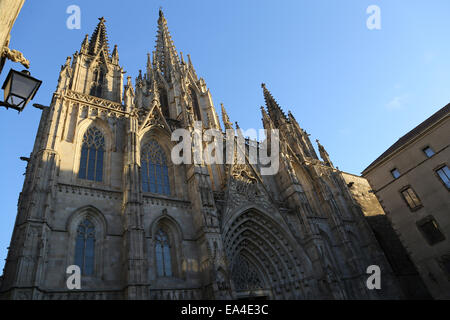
(261, 83, 266, 88)
(159, 7, 163, 17)
(99, 17, 106, 23)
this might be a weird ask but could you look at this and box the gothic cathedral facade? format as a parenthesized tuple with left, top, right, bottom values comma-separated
(0, 11, 403, 300)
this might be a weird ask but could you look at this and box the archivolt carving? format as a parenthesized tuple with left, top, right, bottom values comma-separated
(223, 209, 311, 298)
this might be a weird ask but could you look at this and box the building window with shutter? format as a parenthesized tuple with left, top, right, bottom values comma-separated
(400, 186, 422, 211)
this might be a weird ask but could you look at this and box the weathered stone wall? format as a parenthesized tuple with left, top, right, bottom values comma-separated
(0, 0, 25, 73)
(342, 172, 431, 299)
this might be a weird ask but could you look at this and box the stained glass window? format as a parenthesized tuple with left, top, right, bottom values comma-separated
(155, 229, 172, 277)
(74, 219, 95, 275)
(141, 140, 170, 195)
(78, 127, 105, 182)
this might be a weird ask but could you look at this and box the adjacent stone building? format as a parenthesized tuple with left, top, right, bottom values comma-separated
(0, 11, 404, 300)
(362, 104, 450, 299)
(342, 172, 431, 299)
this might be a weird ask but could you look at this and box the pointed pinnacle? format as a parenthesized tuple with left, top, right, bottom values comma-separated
(88, 17, 110, 56)
(180, 51, 185, 64)
(82, 34, 89, 45)
(260, 106, 270, 119)
(261, 83, 288, 124)
(235, 121, 244, 139)
(154, 9, 180, 78)
(221, 103, 233, 130)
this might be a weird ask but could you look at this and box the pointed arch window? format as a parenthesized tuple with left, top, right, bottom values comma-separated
(90, 68, 104, 97)
(78, 127, 105, 182)
(189, 87, 201, 120)
(74, 219, 95, 275)
(141, 140, 170, 195)
(159, 87, 170, 118)
(155, 229, 172, 277)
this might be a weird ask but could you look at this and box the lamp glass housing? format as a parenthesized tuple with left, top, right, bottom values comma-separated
(2, 69, 42, 111)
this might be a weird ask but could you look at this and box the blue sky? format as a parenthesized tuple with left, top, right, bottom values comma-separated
(1, 0, 450, 272)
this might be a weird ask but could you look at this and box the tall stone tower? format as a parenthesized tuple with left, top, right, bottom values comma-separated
(0, 10, 403, 300)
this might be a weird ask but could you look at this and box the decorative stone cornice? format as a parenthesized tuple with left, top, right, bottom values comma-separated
(57, 183, 122, 200)
(143, 194, 192, 209)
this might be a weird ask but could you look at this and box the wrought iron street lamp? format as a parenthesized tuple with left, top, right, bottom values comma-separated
(0, 68, 42, 112)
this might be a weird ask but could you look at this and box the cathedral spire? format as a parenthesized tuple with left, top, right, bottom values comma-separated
(154, 9, 180, 81)
(261, 83, 288, 127)
(88, 17, 111, 57)
(221, 103, 233, 130)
